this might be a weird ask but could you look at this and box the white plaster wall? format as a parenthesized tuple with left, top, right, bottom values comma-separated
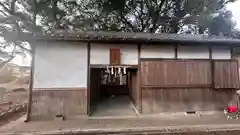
(90, 44, 138, 65)
(212, 46, 231, 59)
(140, 45, 175, 58)
(33, 41, 88, 88)
(178, 46, 209, 59)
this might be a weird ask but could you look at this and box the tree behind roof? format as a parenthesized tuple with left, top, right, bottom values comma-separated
(0, 0, 238, 61)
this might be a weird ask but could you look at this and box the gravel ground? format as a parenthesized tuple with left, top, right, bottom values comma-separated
(1, 113, 240, 134)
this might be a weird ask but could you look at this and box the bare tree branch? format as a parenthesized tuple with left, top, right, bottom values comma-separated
(150, 0, 167, 32)
(17, 44, 32, 54)
(0, 2, 11, 13)
(0, 41, 17, 69)
(0, 56, 14, 69)
(142, 0, 152, 32)
(139, 1, 144, 32)
(10, 0, 17, 14)
(11, 42, 17, 56)
(0, 10, 9, 17)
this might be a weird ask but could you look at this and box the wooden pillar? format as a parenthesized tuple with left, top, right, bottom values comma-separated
(87, 42, 91, 116)
(25, 43, 36, 122)
(137, 44, 142, 113)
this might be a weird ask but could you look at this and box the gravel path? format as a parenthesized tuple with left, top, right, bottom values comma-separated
(1, 113, 240, 134)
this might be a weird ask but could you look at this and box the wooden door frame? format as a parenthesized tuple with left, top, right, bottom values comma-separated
(87, 42, 91, 116)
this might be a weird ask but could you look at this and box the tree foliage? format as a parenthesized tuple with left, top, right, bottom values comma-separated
(0, 0, 238, 36)
(84, 0, 238, 34)
(0, 0, 238, 62)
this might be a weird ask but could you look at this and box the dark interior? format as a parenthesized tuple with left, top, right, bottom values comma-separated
(89, 67, 138, 117)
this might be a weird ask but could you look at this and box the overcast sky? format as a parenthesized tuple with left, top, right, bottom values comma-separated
(228, 0, 240, 29)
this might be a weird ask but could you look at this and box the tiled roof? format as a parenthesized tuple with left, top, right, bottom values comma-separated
(34, 31, 240, 45)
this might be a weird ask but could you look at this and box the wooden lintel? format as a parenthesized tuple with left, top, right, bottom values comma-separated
(90, 64, 138, 69)
(141, 85, 212, 89)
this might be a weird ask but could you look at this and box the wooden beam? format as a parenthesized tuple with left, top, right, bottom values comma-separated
(87, 42, 91, 116)
(236, 59, 240, 88)
(25, 44, 36, 122)
(90, 64, 138, 69)
(110, 48, 121, 65)
(33, 88, 87, 91)
(141, 85, 211, 89)
(209, 46, 212, 60)
(230, 46, 233, 59)
(137, 43, 142, 113)
(175, 44, 178, 59)
(140, 58, 209, 61)
(209, 46, 214, 88)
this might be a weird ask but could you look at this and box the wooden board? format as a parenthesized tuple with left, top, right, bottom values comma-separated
(110, 48, 120, 65)
(139, 59, 239, 114)
(141, 88, 235, 114)
(214, 60, 240, 89)
(31, 88, 87, 120)
(140, 60, 211, 87)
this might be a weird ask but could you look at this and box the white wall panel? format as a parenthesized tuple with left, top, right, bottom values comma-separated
(140, 45, 175, 58)
(212, 46, 231, 59)
(178, 46, 209, 59)
(90, 44, 138, 65)
(33, 41, 88, 88)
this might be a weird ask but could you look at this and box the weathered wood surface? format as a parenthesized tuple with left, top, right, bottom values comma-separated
(214, 60, 240, 89)
(140, 60, 239, 114)
(110, 48, 121, 65)
(141, 88, 236, 114)
(141, 60, 211, 87)
(31, 88, 87, 121)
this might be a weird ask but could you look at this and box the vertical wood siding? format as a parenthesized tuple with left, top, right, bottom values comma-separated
(214, 60, 240, 89)
(31, 88, 87, 120)
(141, 88, 236, 114)
(141, 60, 211, 87)
(140, 59, 239, 114)
(110, 48, 121, 65)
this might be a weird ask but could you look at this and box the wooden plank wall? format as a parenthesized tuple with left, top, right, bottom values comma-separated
(214, 60, 240, 89)
(141, 60, 212, 87)
(110, 48, 121, 65)
(140, 60, 238, 114)
(141, 88, 235, 113)
(31, 88, 87, 120)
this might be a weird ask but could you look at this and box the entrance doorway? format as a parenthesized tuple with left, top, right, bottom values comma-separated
(89, 67, 138, 117)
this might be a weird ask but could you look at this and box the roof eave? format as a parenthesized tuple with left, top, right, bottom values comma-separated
(35, 36, 240, 46)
